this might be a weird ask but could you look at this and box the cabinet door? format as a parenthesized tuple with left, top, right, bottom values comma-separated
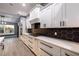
(65, 3, 79, 27)
(39, 40, 60, 56)
(40, 5, 52, 28)
(51, 4, 55, 28)
(52, 3, 63, 28)
(61, 49, 79, 56)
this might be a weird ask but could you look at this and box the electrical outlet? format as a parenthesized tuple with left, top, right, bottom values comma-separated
(54, 32, 57, 36)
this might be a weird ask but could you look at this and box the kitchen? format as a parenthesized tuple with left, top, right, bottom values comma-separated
(0, 3, 79, 56)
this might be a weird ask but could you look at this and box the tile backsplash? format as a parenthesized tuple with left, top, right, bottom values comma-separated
(32, 28, 79, 42)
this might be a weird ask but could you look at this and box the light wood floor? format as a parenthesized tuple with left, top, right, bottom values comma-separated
(0, 38, 35, 56)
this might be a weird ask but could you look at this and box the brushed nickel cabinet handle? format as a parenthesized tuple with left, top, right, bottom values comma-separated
(60, 21, 61, 26)
(41, 42, 53, 48)
(62, 21, 65, 26)
(60, 21, 65, 26)
(28, 40, 32, 43)
(65, 53, 70, 56)
(40, 48, 53, 56)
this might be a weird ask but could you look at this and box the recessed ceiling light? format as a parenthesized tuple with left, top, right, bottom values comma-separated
(22, 3, 26, 7)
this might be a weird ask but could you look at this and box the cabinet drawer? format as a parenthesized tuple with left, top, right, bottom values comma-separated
(27, 36, 33, 43)
(23, 36, 33, 44)
(20, 36, 25, 41)
(61, 49, 79, 56)
(39, 40, 60, 56)
(21, 36, 28, 45)
(39, 48, 51, 56)
(28, 44, 33, 50)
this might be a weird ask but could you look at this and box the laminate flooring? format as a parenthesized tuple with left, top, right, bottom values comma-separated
(0, 38, 35, 56)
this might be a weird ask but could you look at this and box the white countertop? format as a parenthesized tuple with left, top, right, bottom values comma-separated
(24, 33, 79, 54)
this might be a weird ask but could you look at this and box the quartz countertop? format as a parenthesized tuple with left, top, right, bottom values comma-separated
(24, 33, 79, 54)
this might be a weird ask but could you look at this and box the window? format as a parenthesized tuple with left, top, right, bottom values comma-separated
(4, 25, 15, 34)
(0, 25, 15, 35)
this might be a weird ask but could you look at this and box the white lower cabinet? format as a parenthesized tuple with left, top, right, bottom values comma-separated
(40, 5, 52, 28)
(20, 35, 79, 56)
(61, 49, 79, 56)
(20, 35, 40, 55)
(32, 38, 40, 55)
(39, 40, 60, 56)
(20, 35, 28, 45)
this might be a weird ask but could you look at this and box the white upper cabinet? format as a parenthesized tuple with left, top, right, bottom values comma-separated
(40, 5, 52, 28)
(30, 5, 40, 21)
(51, 3, 63, 28)
(29, 3, 79, 28)
(64, 3, 79, 27)
(40, 3, 64, 28)
(51, 4, 55, 28)
(51, 3, 79, 28)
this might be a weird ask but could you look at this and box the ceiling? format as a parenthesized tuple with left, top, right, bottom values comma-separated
(0, 3, 36, 23)
(0, 3, 49, 23)
(0, 3, 36, 16)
